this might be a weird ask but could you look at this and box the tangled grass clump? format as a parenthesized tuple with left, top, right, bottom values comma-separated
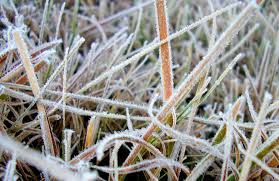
(0, 0, 279, 180)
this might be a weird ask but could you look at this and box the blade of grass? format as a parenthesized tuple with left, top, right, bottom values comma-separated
(3, 153, 17, 181)
(0, 134, 80, 181)
(39, 0, 50, 45)
(85, 117, 95, 148)
(239, 92, 272, 181)
(12, 30, 58, 156)
(155, 0, 173, 101)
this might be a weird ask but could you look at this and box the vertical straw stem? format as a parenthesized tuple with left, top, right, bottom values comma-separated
(155, 0, 173, 101)
(13, 30, 57, 156)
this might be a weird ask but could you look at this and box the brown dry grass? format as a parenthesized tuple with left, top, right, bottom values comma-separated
(0, 0, 279, 181)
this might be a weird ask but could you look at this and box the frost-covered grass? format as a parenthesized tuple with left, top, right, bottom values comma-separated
(0, 0, 279, 180)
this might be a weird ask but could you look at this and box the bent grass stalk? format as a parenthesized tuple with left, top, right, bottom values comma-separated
(91, 158, 190, 176)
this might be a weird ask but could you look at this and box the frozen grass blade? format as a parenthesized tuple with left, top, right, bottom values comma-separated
(12, 30, 58, 156)
(155, 0, 173, 101)
(0, 135, 80, 181)
(269, 33, 279, 91)
(208, 0, 217, 49)
(239, 92, 272, 181)
(220, 121, 234, 181)
(3, 153, 17, 181)
(16, 60, 48, 84)
(238, 146, 279, 180)
(109, 141, 122, 181)
(187, 96, 244, 180)
(126, 108, 134, 131)
(55, 2, 66, 40)
(85, 117, 95, 148)
(217, 24, 259, 64)
(1, 38, 81, 125)
(92, 158, 190, 176)
(96, 132, 165, 161)
(63, 129, 74, 162)
(256, 129, 279, 160)
(39, 0, 50, 45)
(186, 145, 224, 181)
(220, 96, 244, 181)
(62, 48, 69, 129)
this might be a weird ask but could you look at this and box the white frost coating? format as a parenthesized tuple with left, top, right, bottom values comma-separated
(39, 0, 49, 44)
(30, 39, 62, 55)
(245, 89, 258, 121)
(81, 171, 98, 181)
(154, 2, 254, 130)
(0, 84, 5, 94)
(55, 2, 66, 40)
(63, 129, 74, 162)
(38, 113, 50, 155)
(32, 49, 56, 64)
(4, 154, 17, 181)
(42, 37, 83, 94)
(126, 108, 134, 131)
(46, 89, 153, 111)
(217, 24, 259, 64)
(220, 121, 234, 181)
(200, 53, 244, 103)
(256, 129, 279, 155)
(0, 135, 80, 181)
(239, 92, 272, 181)
(76, 160, 91, 173)
(154, 0, 174, 101)
(186, 154, 215, 181)
(62, 48, 70, 128)
(110, 141, 122, 180)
